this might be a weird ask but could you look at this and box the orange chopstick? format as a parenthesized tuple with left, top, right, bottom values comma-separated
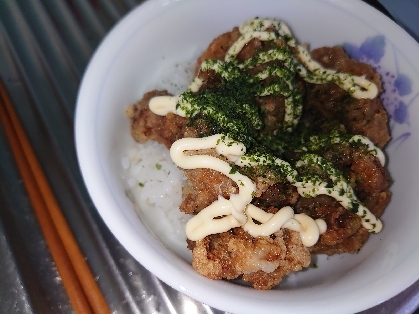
(0, 80, 110, 314)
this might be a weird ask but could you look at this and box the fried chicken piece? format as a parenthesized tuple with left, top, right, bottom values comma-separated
(195, 27, 241, 74)
(310, 226, 370, 255)
(195, 28, 306, 135)
(181, 167, 239, 214)
(179, 148, 236, 214)
(127, 90, 210, 149)
(323, 144, 391, 218)
(295, 145, 391, 255)
(195, 26, 288, 71)
(322, 144, 391, 215)
(180, 149, 279, 214)
(295, 195, 365, 254)
(126, 90, 189, 148)
(252, 182, 299, 210)
(363, 190, 392, 219)
(350, 151, 392, 218)
(190, 227, 310, 290)
(351, 152, 388, 193)
(305, 46, 390, 148)
(181, 168, 280, 214)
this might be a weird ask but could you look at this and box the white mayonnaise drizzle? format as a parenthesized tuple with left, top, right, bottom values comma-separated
(149, 95, 184, 117)
(306, 133, 386, 167)
(185, 197, 241, 241)
(170, 134, 326, 246)
(227, 18, 378, 99)
(295, 46, 378, 99)
(146, 17, 385, 244)
(173, 135, 383, 240)
(235, 151, 382, 233)
(243, 204, 327, 247)
(349, 135, 385, 166)
(170, 135, 253, 224)
(294, 154, 382, 232)
(150, 17, 379, 134)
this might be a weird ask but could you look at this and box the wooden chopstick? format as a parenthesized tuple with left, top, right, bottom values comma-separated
(0, 80, 110, 314)
(0, 98, 92, 312)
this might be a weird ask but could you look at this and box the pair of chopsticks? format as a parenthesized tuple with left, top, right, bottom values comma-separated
(0, 80, 110, 314)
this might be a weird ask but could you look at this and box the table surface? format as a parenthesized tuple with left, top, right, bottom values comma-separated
(1, 1, 418, 313)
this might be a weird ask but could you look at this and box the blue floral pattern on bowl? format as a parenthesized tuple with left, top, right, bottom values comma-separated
(343, 36, 418, 148)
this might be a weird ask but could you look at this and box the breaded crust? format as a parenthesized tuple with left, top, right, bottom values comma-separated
(190, 228, 310, 290)
(127, 26, 392, 288)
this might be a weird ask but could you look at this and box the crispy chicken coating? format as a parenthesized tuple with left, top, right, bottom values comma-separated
(189, 227, 310, 290)
(305, 46, 389, 148)
(127, 25, 392, 289)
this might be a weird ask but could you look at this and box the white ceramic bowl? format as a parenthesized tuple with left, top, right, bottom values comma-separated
(75, 0, 419, 313)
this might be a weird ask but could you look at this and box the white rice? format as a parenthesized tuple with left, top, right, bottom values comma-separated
(121, 140, 184, 210)
(121, 140, 192, 257)
(121, 55, 198, 257)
